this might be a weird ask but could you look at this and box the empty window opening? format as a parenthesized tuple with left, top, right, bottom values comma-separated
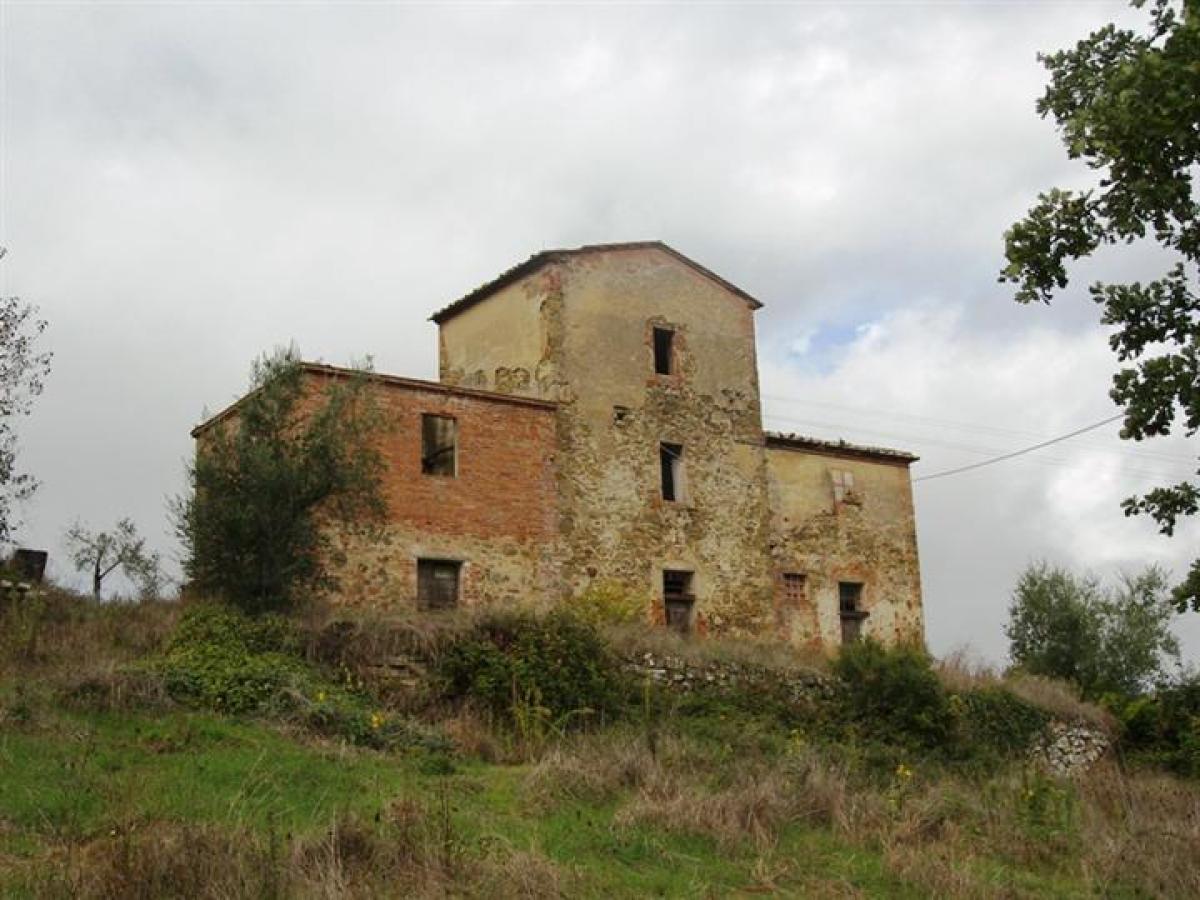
(613, 405, 632, 425)
(660, 442, 684, 502)
(421, 414, 457, 476)
(663, 569, 694, 633)
(782, 572, 806, 608)
(653, 327, 675, 375)
(418, 559, 461, 610)
(839, 581, 868, 644)
(831, 469, 859, 504)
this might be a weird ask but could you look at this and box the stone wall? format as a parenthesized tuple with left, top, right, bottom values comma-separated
(441, 246, 779, 634)
(626, 649, 1110, 776)
(766, 444, 925, 647)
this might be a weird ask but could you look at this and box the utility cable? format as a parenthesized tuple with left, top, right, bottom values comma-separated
(913, 413, 1127, 483)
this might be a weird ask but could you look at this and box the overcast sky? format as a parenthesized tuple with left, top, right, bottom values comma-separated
(2, 0, 1196, 663)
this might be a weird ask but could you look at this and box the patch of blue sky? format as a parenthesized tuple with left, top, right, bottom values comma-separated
(780, 320, 870, 375)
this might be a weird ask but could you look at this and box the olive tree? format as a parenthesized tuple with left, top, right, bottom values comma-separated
(173, 349, 388, 614)
(1006, 562, 1181, 698)
(65, 517, 163, 600)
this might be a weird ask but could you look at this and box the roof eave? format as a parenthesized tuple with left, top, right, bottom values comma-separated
(764, 431, 919, 466)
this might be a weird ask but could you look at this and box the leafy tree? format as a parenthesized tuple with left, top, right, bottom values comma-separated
(1006, 562, 1181, 698)
(64, 517, 163, 600)
(0, 248, 52, 545)
(1001, 0, 1200, 610)
(173, 348, 388, 614)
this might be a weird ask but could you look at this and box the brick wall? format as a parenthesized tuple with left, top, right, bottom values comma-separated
(319, 373, 561, 611)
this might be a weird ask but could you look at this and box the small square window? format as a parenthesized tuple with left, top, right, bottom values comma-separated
(418, 558, 460, 610)
(781, 572, 806, 607)
(422, 414, 457, 476)
(653, 327, 674, 375)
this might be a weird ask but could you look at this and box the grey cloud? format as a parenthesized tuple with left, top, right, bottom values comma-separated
(9, 0, 1195, 660)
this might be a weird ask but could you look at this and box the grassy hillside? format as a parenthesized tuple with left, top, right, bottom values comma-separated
(1, 590, 1197, 898)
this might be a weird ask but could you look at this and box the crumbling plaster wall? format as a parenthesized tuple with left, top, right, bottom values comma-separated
(438, 273, 557, 398)
(549, 247, 776, 633)
(766, 447, 924, 648)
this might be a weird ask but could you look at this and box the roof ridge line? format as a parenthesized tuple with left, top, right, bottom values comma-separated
(429, 241, 762, 324)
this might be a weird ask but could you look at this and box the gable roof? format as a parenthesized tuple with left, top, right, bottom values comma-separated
(429, 241, 763, 325)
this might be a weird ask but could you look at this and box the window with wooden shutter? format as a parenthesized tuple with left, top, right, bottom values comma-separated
(838, 581, 867, 644)
(662, 569, 694, 633)
(418, 559, 460, 610)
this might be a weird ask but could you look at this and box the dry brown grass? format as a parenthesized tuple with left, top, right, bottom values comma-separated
(21, 811, 570, 900)
(522, 726, 1200, 898)
(528, 734, 855, 851)
(0, 588, 179, 723)
(1003, 674, 1115, 733)
(0, 587, 179, 679)
(525, 733, 661, 811)
(934, 649, 1115, 734)
(1075, 761, 1200, 898)
(602, 621, 830, 674)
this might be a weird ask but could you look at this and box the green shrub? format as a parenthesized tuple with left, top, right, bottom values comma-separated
(832, 640, 952, 749)
(953, 687, 1050, 758)
(156, 604, 308, 714)
(1111, 676, 1200, 777)
(437, 610, 624, 726)
(567, 581, 648, 626)
(151, 603, 442, 752)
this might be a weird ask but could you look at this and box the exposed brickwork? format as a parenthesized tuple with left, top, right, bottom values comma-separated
(368, 383, 557, 543)
(315, 374, 561, 611)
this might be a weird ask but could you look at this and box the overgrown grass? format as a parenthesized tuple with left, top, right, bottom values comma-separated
(3, 592, 1200, 897)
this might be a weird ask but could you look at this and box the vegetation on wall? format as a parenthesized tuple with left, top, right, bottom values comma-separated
(172, 348, 389, 614)
(437, 609, 626, 728)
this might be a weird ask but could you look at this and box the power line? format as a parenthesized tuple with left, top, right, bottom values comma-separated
(913, 414, 1127, 483)
(761, 395, 1194, 465)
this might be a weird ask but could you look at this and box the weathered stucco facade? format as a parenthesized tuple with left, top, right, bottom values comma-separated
(195, 242, 925, 650)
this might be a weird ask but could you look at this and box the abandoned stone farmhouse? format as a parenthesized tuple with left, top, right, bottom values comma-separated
(194, 242, 924, 650)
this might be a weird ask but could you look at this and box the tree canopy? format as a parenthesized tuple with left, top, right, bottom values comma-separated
(173, 349, 388, 614)
(0, 248, 52, 546)
(65, 517, 163, 600)
(1001, 0, 1200, 609)
(1006, 562, 1181, 698)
